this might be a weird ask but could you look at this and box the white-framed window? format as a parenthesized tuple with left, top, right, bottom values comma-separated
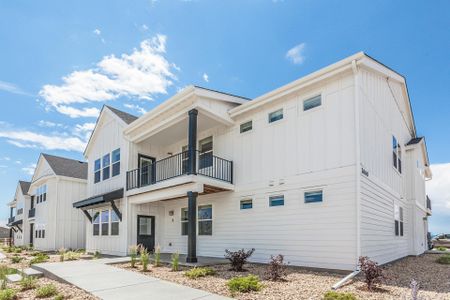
(392, 136, 402, 173)
(101, 210, 109, 236)
(112, 148, 120, 177)
(240, 198, 253, 209)
(304, 190, 323, 203)
(94, 159, 101, 183)
(93, 209, 120, 236)
(199, 136, 213, 169)
(111, 210, 120, 235)
(93, 212, 100, 236)
(102, 154, 110, 180)
(394, 204, 404, 237)
(198, 205, 212, 235)
(269, 195, 284, 207)
(182, 145, 189, 174)
(36, 185, 47, 204)
(303, 95, 322, 111)
(181, 207, 188, 236)
(240, 121, 253, 133)
(268, 109, 283, 123)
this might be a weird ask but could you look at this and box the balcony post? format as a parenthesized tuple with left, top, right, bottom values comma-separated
(186, 191, 198, 263)
(188, 109, 198, 175)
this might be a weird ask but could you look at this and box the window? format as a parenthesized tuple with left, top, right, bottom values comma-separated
(112, 149, 120, 177)
(182, 145, 189, 174)
(198, 205, 212, 235)
(38, 230, 41, 238)
(240, 199, 253, 209)
(35, 230, 38, 238)
(394, 205, 404, 237)
(42, 230, 45, 239)
(240, 121, 253, 133)
(94, 159, 101, 183)
(304, 190, 323, 203)
(268, 109, 283, 123)
(303, 95, 322, 111)
(181, 207, 188, 236)
(43, 185, 47, 201)
(139, 217, 152, 235)
(93, 212, 100, 236)
(36, 185, 47, 204)
(269, 195, 284, 207)
(111, 210, 120, 235)
(199, 136, 213, 169)
(392, 136, 402, 173)
(101, 210, 109, 236)
(102, 154, 110, 180)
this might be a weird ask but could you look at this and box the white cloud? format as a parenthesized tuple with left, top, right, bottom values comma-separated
(427, 163, 450, 215)
(73, 122, 96, 141)
(22, 163, 36, 176)
(37, 120, 64, 128)
(1, 157, 10, 161)
(0, 130, 86, 152)
(39, 34, 176, 118)
(286, 43, 306, 65)
(93, 29, 101, 35)
(141, 24, 149, 31)
(15, 160, 21, 164)
(124, 103, 146, 115)
(202, 73, 209, 82)
(0, 80, 32, 96)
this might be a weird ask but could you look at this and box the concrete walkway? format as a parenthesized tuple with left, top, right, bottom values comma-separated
(33, 259, 231, 300)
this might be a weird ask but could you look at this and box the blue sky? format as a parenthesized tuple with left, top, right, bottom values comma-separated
(0, 0, 449, 232)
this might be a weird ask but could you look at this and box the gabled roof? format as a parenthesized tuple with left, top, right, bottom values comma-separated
(42, 154, 88, 180)
(19, 181, 31, 194)
(105, 105, 138, 125)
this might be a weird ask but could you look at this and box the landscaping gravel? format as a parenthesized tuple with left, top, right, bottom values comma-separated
(116, 254, 450, 300)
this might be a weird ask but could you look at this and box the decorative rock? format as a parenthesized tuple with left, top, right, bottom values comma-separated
(6, 274, 22, 282)
(22, 268, 43, 278)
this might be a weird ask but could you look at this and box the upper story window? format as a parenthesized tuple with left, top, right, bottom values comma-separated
(304, 190, 323, 203)
(269, 195, 284, 207)
(102, 154, 110, 180)
(240, 121, 253, 133)
(112, 149, 120, 177)
(268, 109, 283, 123)
(392, 136, 402, 173)
(303, 95, 322, 111)
(36, 185, 47, 204)
(94, 159, 101, 183)
(394, 204, 404, 237)
(199, 137, 213, 169)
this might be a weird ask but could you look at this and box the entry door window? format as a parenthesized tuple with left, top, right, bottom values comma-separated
(140, 156, 154, 186)
(199, 137, 213, 169)
(139, 217, 152, 235)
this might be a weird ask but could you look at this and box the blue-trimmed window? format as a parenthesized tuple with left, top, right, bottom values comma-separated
(112, 148, 120, 177)
(94, 159, 101, 183)
(304, 190, 323, 203)
(268, 109, 283, 123)
(269, 195, 284, 207)
(303, 95, 322, 111)
(240, 199, 253, 209)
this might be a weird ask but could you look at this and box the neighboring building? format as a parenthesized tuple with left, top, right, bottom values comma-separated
(0, 226, 10, 239)
(27, 154, 88, 251)
(72, 52, 431, 271)
(7, 181, 31, 246)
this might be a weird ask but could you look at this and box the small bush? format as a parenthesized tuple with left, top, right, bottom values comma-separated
(171, 252, 180, 271)
(436, 246, 447, 251)
(184, 267, 215, 279)
(323, 291, 357, 300)
(154, 245, 161, 267)
(58, 248, 66, 262)
(129, 245, 138, 268)
(20, 275, 37, 291)
(265, 254, 287, 281)
(36, 284, 58, 298)
(224, 248, 255, 272)
(4, 247, 13, 254)
(358, 256, 383, 291)
(10, 256, 22, 264)
(30, 253, 49, 265)
(13, 248, 22, 254)
(93, 251, 101, 259)
(54, 294, 64, 300)
(436, 254, 450, 264)
(64, 251, 81, 261)
(0, 289, 16, 300)
(227, 275, 262, 294)
(75, 248, 85, 254)
(140, 247, 150, 272)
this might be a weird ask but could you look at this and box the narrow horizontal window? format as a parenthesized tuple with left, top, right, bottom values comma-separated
(303, 95, 322, 111)
(269, 195, 284, 207)
(268, 109, 283, 123)
(305, 190, 323, 203)
(240, 121, 253, 133)
(240, 199, 253, 209)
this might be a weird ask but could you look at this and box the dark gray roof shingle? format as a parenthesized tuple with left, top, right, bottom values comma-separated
(42, 154, 88, 180)
(105, 105, 138, 124)
(406, 137, 424, 146)
(19, 181, 31, 194)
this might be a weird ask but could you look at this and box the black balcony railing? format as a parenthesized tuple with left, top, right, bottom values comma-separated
(126, 151, 233, 191)
(426, 197, 432, 210)
(28, 208, 35, 218)
(8, 216, 15, 224)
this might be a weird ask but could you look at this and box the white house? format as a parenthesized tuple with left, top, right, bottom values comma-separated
(74, 52, 432, 271)
(7, 181, 31, 246)
(25, 153, 88, 251)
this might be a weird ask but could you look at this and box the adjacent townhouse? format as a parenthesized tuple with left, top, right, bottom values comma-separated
(7, 181, 31, 246)
(72, 52, 432, 271)
(11, 154, 88, 251)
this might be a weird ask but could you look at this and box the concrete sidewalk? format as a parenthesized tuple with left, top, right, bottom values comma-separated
(34, 259, 231, 300)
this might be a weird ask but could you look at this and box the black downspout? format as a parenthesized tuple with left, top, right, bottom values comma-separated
(187, 109, 198, 175)
(186, 191, 198, 263)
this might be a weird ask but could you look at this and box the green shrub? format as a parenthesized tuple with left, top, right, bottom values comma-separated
(140, 248, 150, 272)
(171, 252, 180, 271)
(4, 247, 12, 254)
(13, 248, 22, 254)
(436, 254, 450, 264)
(54, 294, 64, 300)
(75, 248, 86, 254)
(227, 275, 262, 294)
(154, 245, 161, 267)
(36, 284, 58, 298)
(30, 253, 49, 265)
(129, 245, 138, 268)
(20, 275, 37, 291)
(436, 246, 447, 251)
(64, 251, 81, 261)
(93, 251, 101, 259)
(10, 256, 22, 264)
(0, 289, 16, 300)
(184, 267, 215, 279)
(323, 291, 357, 300)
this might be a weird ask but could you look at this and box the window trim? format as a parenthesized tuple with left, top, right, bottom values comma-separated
(239, 120, 253, 133)
(392, 136, 402, 174)
(181, 207, 188, 236)
(198, 204, 213, 236)
(111, 148, 121, 177)
(304, 189, 324, 203)
(269, 195, 285, 207)
(268, 109, 284, 124)
(394, 204, 404, 237)
(240, 198, 253, 210)
(102, 153, 111, 181)
(303, 95, 322, 111)
(94, 158, 101, 183)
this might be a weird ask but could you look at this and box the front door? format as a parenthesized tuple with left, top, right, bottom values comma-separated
(29, 223, 34, 247)
(137, 215, 155, 252)
(138, 154, 155, 186)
